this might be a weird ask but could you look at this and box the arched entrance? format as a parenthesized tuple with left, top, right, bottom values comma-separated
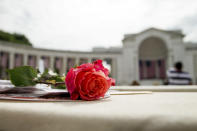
(139, 37, 167, 80)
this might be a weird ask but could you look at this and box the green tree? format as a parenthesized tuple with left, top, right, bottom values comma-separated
(0, 30, 32, 46)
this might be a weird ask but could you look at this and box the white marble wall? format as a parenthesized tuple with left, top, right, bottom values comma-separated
(1, 28, 197, 85)
(121, 28, 191, 85)
(0, 41, 121, 83)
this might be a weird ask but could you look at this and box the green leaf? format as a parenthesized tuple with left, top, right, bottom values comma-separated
(73, 64, 78, 68)
(41, 68, 49, 78)
(48, 76, 64, 82)
(51, 84, 66, 89)
(7, 66, 38, 86)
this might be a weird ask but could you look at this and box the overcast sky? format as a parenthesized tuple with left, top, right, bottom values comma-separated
(0, 0, 197, 51)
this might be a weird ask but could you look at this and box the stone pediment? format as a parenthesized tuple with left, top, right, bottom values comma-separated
(141, 28, 184, 37)
(123, 27, 185, 42)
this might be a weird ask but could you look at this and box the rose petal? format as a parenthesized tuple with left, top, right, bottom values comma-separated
(93, 60, 109, 76)
(79, 72, 109, 100)
(65, 68, 76, 94)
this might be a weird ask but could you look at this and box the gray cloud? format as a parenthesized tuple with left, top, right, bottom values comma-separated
(173, 13, 197, 42)
(0, 0, 197, 50)
(181, 14, 197, 29)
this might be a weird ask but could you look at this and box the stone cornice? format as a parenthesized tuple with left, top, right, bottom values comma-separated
(122, 27, 185, 42)
(0, 40, 122, 55)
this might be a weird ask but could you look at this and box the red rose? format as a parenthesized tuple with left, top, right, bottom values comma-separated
(65, 60, 115, 100)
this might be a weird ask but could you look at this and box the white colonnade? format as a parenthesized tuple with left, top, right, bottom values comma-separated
(0, 41, 120, 80)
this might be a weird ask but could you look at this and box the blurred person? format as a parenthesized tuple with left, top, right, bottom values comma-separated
(166, 62, 192, 85)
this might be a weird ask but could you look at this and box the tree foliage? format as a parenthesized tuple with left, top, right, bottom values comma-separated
(0, 30, 32, 46)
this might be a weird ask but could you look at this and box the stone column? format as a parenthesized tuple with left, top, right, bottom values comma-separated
(134, 54, 139, 81)
(50, 56, 54, 71)
(193, 55, 197, 84)
(75, 57, 79, 66)
(62, 57, 67, 75)
(111, 58, 117, 80)
(167, 53, 174, 69)
(167, 56, 171, 69)
(23, 53, 28, 66)
(36, 55, 40, 68)
(9, 52, 14, 69)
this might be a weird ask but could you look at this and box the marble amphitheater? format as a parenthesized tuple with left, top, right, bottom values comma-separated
(1, 28, 197, 85)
